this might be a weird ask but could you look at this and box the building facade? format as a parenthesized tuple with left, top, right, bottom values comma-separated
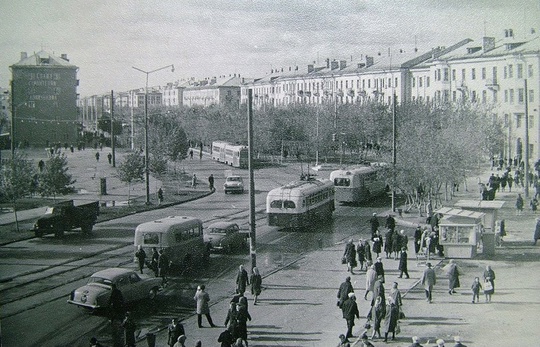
(10, 51, 79, 147)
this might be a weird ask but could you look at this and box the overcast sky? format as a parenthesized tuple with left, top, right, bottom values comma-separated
(1, 0, 538, 96)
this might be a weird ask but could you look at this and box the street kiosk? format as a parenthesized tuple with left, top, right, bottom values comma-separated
(435, 207, 485, 259)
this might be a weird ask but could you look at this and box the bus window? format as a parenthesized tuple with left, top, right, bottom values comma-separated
(334, 178, 350, 187)
(270, 200, 282, 208)
(143, 233, 159, 245)
(284, 200, 296, 208)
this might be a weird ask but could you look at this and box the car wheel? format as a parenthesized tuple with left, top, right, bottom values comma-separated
(148, 287, 158, 300)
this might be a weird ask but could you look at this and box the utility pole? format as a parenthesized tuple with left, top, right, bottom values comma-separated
(110, 90, 116, 167)
(524, 79, 530, 198)
(248, 89, 256, 269)
(392, 93, 397, 212)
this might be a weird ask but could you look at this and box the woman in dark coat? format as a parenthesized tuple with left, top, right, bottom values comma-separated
(384, 230, 393, 258)
(364, 240, 373, 265)
(446, 259, 461, 294)
(372, 231, 382, 258)
(414, 226, 422, 259)
(236, 265, 249, 294)
(369, 296, 386, 340)
(382, 298, 399, 342)
(483, 265, 496, 302)
(534, 218, 540, 245)
(398, 248, 409, 279)
(250, 267, 262, 305)
(357, 240, 366, 271)
(343, 239, 357, 274)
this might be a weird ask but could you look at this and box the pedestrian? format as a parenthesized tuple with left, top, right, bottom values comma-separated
(357, 240, 366, 271)
(507, 173, 513, 192)
(444, 259, 461, 294)
(374, 257, 385, 282)
(382, 298, 399, 342)
(421, 262, 436, 303)
(369, 213, 380, 236)
(341, 292, 360, 339)
(232, 338, 245, 347)
(364, 264, 377, 300)
(483, 265, 496, 302)
(224, 302, 239, 337)
(391, 231, 400, 260)
(236, 298, 251, 347)
(399, 229, 408, 251)
(199, 148, 203, 160)
(135, 245, 146, 274)
(385, 214, 396, 233)
(173, 335, 187, 347)
(372, 232, 382, 258)
(150, 247, 159, 275)
(408, 336, 424, 347)
(337, 276, 354, 308)
(89, 337, 104, 347)
(236, 265, 249, 294)
(453, 336, 467, 347)
(398, 247, 410, 278)
(364, 239, 373, 266)
(435, 339, 445, 347)
(250, 267, 262, 305)
(121, 311, 136, 347)
(337, 333, 351, 347)
(369, 296, 385, 340)
(168, 318, 185, 347)
(471, 277, 482, 304)
(534, 218, 540, 245)
(192, 174, 198, 188)
(218, 326, 235, 347)
(108, 283, 124, 322)
(371, 275, 385, 308)
(189, 149, 194, 159)
(389, 282, 403, 316)
(158, 249, 170, 285)
(530, 198, 538, 213)
(95, 152, 100, 162)
(107, 152, 112, 164)
(208, 174, 215, 191)
(516, 193, 524, 215)
(38, 159, 45, 172)
(158, 188, 164, 205)
(194, 285, 217, 328)
(384, 229, 393, 259)
(343, 239, 357, 274)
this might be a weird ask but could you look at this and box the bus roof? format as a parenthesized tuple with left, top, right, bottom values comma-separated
(330, 166, 378, 178)
(135, 216, 202, 233)
(267, 179, 333, 197)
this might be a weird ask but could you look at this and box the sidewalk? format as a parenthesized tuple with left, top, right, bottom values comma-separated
(141, 166, 540, 347)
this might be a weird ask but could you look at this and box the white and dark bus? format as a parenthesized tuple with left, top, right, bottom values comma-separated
(266, 179, 335, 229)
(330, 166, 387, 204)
(211, 141, 248, 168)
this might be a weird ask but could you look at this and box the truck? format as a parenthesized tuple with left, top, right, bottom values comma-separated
(33, 200, 100, 237)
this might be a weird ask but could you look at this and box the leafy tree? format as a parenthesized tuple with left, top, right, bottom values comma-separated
(116, 151, 145, 204)
(38, 153, 76, 199)
(97, 118, 123, 136)
(0, 152, 36, 231)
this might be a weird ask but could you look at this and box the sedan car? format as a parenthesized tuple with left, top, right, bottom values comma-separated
(68, 268, 162, 310)
(203, 221, 249, 253)
(223, 175, 244, 194)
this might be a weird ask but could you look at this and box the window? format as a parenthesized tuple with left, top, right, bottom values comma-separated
(529, 144, 534, 158)
(283, 200, 295, 208)
(471, 68, 476, 80)
(482, 90, 487, 103)
(270, 200, 282, 208)
(426, 77, 430, 87)
(509, 89, 514, 103)
(529, 90, 534, 102)
(504, 90, 508, 102)
(452, 90, 457, 101)
(395, 78, 398, 87)
(493, 90, 498, 102)
(482, 67, 486, 79)
(368, 79, 371, 88)
(517, 64, 523, 79)
(516, 114, 522, 128)
(412, 78, 415, 88)
(529, 116, 534, 129)
(452, 69, 456, 81)
(504, 114, 509, 127)
(471, 91, 477, 102)
(493, 67, 498, 82)
(504, 66, 507, 79)
(419, 77, 423, 87)
(143, 233, 159, 245)
(518, 88, 524, 103)
(443, 68, 449, 81)
(461, 69, 466, 81)
(529, 64, 534, 77)
(508, 65, 513, 78)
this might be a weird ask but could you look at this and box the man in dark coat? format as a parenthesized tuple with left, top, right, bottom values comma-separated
(108, 283, 124, 322)
(382, 298, 399, 342)
(343, 239, 357, 274)
(446, 259, 461, 294)
(398, 247, 410, 279)
(374, 257, 385, 282)
(408, 336, 424, 347)
(121, 311, 137, 347)
(135, 245, 146, 274)
(337, 276, 354, 308)
(157, 249, 170, 285)
(385, 214, 396, 233)
(369, 213, 380, 236)
(414, 225, 423, 259)
(217, 326, 235, 347)
(208, 174, 215, 191)
(168, 318, 185, 347)
(236, 265, 249, 294)
(371, 275, 385, 307)
(341, 293, 360, 339)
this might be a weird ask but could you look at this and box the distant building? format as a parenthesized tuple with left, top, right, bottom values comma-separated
(10, 51, 79, 147)
(182, 75, 243, 107)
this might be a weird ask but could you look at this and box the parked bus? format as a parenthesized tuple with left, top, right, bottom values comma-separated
(330, 165, 387, 204)
(134, 216, 209, 271)
(211, 141, 248, 168)
(266, 178, 335, 229)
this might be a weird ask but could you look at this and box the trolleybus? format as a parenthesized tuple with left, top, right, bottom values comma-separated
(330, 166, 387, 204)
(211, 141, 248, 168)
(266, 178, 335, 229)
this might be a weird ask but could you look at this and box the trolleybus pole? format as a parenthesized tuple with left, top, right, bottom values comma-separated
(248, 89, 257, 268)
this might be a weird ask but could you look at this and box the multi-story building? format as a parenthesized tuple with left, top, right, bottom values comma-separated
(182, 75, 243, 107)
(10, 51, 79, 147)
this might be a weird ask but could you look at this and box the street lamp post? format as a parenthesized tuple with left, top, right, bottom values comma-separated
(132, 64, 174, 204)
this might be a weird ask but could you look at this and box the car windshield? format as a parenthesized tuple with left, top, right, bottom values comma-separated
(88, 277, 113, 286)
(209, 228, 227, 234)
(227, 177, 242, 182)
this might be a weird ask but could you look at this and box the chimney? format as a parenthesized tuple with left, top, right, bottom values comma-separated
(365, 56, 374, 68)
(307, 64, 314, 73)
(482, 37, 495, 53)
(60, 53, 69, 61)
(357, 63, 366, 69)
(20, 52, 27, 60)
(326, 58, 330, 68)
(339, 60, 347, 70)
(330, 60, 339, 70)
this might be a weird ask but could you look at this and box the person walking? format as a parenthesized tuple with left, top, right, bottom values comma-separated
(107, 152, 112, 164)
(218, 326, 235, 347)
(157, 188, 164, 205)
(158, 249, 170, 286)
(192, 174, 198, 188)
(357, 240, 366, 271)
(121, 311, 136, 347)
(364, 265, 377, 300)
(95, 152, 100, 162)
(391, 231, 401, 260)
(364, 239, 372, 266)
(372, 231, 382, 258)
(389, 282, 403, 317)
(343, 239, 357, 274)
(369, 296, 385, 340)
(236, 265, 249, 294)
(250, 267, 262, 305)
(534, 218, 540, 245)
(108, 283, 124, 322)
(208, 174, 215, 191)
(374, 257, 385, 282)
(445, 259, 461, 294)
(471, 277, 482, 304)
(530, 198, 538, 213)
(150, 247, 159, 276)
(369, 213, 379, 237)
(168, 318, 185, 347)
(371, 275, 385, 308)
(421, 262, 436, 303)
(398, 247, 410, 279)
(382, 298, 399, 342)
(483, 265, 496, 302)
(516, 193, 524, 215)
(194, 285, 217, 328)
(337, 276, 354, 308)
(236, 299, 251, 347)
(135, 245, 146, 274)
(384, 229, 393, 259)
(341, 293, 360, 339)
(385, 214, 396, 233)
(224, 302, 239, 338)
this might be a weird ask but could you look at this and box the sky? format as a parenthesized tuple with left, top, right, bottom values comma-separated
(0, 0, 539, 97)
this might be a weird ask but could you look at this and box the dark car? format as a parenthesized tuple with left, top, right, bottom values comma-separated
(203, 222, 249, 253)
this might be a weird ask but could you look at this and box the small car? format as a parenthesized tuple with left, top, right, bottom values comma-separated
(203, 221, 249, 253)
(223, 175, 244, 194)
(67, 268, 162, 310)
